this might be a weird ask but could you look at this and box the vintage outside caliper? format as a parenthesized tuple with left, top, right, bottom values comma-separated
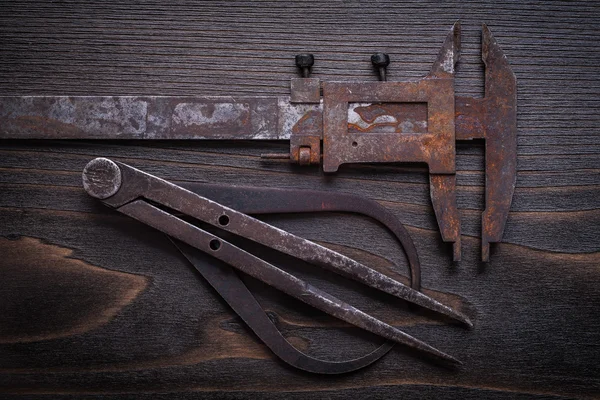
(0, 22, 517, 261)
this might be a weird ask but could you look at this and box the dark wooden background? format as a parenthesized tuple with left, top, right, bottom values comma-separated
(1, 1, 599, 398)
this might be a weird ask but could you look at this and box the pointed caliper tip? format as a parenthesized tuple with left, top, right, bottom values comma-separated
(447, 306, 473, 329)
(480, 23, 517, 94)
(429, 21, 462, 76)
(446, 353, 463, 366)
(481, 23, 493, 61)
(481, 24, 510, 66)
(415, 290, 473, 328)
(427, 345, 463, 366)
(451, 20, 462, 60)
(452, 20, 461, 42)
(461, 314, 474, 329)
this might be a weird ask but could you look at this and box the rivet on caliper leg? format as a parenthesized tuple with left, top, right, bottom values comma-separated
(82, 157, 122, 199)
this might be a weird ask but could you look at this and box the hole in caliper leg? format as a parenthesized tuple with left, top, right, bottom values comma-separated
(209, 239, 221, 251)
(218, 215, 230, 226)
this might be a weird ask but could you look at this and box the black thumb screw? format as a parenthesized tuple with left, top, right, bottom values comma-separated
(295, 54, 314, 78)
(371, 53, 390, 81)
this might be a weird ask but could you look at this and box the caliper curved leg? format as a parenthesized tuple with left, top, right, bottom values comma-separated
(455, 24, 517, 261)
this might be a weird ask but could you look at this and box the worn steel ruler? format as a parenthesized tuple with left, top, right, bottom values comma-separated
(0, 22, 517, 261)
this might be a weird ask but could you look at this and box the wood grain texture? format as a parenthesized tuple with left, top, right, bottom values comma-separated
(0, 0, 599, 398)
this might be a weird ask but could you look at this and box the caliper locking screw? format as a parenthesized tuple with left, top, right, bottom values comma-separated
(295, 53, 314, 78)
(371, 53, 390, 81)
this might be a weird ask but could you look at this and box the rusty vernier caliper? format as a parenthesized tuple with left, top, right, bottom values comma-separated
(0, 22, 517, 262)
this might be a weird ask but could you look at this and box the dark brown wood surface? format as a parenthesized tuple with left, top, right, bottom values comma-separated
(0, 1, 599, 398)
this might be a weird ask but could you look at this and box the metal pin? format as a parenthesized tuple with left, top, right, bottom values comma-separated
(371, 53, 390, 81)
(261, 153, 291, 161)
(295, 54, 314, 78)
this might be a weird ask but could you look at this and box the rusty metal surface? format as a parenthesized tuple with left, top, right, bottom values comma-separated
(290, 78, 321, 103)
(347, 102, 428, 134)
(322, 22, 459, 172)
(0, 22, 517, 262)
(322, 78, 455, 173)
(320, 23, 461, 260)
(82, 157, 472, 371)
(0, 95, 299, 140)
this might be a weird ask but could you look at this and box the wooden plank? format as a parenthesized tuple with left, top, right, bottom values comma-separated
(0, 0, 599, 398)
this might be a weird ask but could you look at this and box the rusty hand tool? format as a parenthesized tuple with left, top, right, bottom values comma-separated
(82, 157, 471, 371)
(0, 22, 516, 262)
